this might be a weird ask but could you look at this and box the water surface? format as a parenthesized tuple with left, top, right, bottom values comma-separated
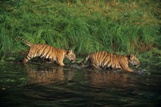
(0, 62, 161, 107)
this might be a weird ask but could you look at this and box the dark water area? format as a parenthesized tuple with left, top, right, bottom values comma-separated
(0, 62, 161, 107)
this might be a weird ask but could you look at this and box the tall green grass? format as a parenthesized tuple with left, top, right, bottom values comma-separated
(0, 0, 161, 61)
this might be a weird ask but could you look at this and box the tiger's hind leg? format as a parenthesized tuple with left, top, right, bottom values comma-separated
(23, 54, 39, 64)
(92, 64, 101, 69)
(23, 50, 37, 64)
(23, 55, 31, 64)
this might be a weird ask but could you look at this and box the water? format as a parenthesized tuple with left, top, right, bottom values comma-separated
(0, 61, 161, 107)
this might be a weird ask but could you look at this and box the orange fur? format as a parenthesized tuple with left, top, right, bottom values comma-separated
(17, 37, 76, 66)
(82, 51, 140, 72)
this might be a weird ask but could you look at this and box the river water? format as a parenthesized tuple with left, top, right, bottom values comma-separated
(0, 61, 161, 107)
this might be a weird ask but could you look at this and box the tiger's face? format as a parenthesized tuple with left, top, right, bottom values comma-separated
(128, 54, 140, 67)
(65, 50, 76, 62)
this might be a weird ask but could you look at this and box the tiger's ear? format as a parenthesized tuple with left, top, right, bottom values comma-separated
(129, 53, 136, 59)
(126, 55, 131, 59)
(131, 53, 136, 57)
(126, 54, 134, 59)
(67, 50, 74, 55)
(133, 53, 136, 56)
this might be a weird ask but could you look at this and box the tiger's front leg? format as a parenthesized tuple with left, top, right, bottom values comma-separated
(124, 67, 134, 72)
(57, 61, 65, 66)
(56, 58, 65, 66)
(120, 63, 134, 72)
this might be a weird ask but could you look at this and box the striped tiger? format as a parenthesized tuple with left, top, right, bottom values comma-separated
(82, 51, 140, 72)
(16, 37, 76, 66)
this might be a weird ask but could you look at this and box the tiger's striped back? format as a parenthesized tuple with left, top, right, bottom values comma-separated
(16, 37, 76, 66)
(82, 51, 140, 72)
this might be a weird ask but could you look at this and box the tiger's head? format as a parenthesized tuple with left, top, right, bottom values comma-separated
(65, 50, 76, 62)
(127, 53, 140, 67)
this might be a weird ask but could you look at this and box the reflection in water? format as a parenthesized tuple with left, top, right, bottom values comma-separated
(1, 62, 161, 107)
(25, 65, 74, 84)
(86, 70, 139, 88)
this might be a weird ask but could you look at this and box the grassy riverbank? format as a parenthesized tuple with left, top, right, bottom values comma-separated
(0, 0, 161, 64)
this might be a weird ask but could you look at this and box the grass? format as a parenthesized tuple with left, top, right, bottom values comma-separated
(0, 0, 161, 63)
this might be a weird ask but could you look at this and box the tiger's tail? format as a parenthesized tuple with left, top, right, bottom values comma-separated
(81, 55, 90, 64)
(16, 37, 32, 47)
(78, 55, 90, 68)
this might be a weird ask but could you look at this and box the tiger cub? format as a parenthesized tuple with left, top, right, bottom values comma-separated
(16, 37, 76, 66)
(82, 51, 140, 72)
